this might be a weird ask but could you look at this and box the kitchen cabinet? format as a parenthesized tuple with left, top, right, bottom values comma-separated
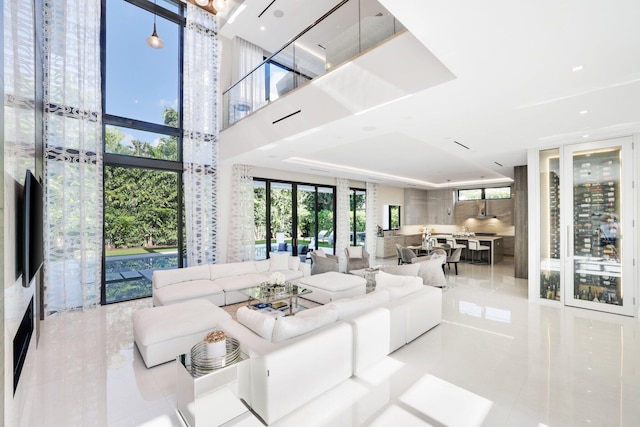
(426, 189, 455, 225)
(376, 234, 422, 258)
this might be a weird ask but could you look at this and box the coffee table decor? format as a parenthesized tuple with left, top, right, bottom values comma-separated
(189, 336, 241, 377)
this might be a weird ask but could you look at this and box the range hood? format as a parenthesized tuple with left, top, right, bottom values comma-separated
(474, 200, 496, 219)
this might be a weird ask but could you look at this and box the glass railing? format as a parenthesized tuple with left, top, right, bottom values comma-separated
(222, 0, 405, 128)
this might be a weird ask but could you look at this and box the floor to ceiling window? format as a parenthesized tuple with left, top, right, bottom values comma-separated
(349, 188, 366, 247)
(102, 0, 184, 303)
(253, 179, 336, 260)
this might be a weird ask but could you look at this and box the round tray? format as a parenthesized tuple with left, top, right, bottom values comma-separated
(190, 337, 240, 377)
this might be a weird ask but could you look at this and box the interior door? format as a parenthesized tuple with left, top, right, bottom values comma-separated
(563, 138, 635, 316)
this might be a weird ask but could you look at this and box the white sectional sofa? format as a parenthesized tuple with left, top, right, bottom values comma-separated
(217, 271, 442, 425)
(151, 253, 310, 306)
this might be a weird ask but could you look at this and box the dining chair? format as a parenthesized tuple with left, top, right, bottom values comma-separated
(446, 247, 463, 275)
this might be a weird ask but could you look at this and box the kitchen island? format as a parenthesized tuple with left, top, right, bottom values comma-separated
(433, 235, 504, 265)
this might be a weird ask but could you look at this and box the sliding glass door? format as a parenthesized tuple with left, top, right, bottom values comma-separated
(253, 179, 336, 259)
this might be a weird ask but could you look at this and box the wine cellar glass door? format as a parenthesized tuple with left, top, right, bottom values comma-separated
(563, 138, 635, 316)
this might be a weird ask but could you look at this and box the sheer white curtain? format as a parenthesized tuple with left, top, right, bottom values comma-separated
(228, 164, 255, 262)
(43, 0, 103, 314)
(336, 178, 351, 272)
(230, 37, 265, 123)
(365, 182, 378, 259)
(183, 4, 218, 265)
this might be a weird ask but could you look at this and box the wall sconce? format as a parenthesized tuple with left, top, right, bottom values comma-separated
(146, 0, 164, 49)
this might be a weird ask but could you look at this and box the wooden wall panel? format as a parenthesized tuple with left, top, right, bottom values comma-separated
(514, 165, 528, 278)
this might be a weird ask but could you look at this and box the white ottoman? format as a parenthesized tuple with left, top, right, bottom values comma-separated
(298, 272, 366, 304)
(133, 299, 231, 368)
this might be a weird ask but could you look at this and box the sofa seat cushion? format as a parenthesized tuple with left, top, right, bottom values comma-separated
(153, 265, 210, 289)
(299, 271, 365, 292)
(154, 279, 224, 306)
(213, 274, 267, 291)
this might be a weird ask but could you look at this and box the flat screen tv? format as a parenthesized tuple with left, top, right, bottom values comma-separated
(23, 169, 44, 287)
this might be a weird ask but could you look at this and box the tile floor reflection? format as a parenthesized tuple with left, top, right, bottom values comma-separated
(20, 258, 640, 426)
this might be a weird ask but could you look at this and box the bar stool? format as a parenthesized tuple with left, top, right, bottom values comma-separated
(467, 239, 490, 264)
(446, 237, 466, 259)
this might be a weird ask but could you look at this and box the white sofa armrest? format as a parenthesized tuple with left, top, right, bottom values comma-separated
(242, 321, 353, 425)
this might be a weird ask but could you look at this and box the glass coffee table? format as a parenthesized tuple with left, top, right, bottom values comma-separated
(240, 282, 311, 316)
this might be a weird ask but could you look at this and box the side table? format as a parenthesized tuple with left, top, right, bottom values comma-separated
(176, 340, 249, 427)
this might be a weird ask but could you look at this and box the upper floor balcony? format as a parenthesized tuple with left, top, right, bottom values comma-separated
(221, 0, 405, 129)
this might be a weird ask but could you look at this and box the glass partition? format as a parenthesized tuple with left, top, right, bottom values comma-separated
(222, 0, 405, 128)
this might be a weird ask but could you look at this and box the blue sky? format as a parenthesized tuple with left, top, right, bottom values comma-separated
(106, 0, 179, 145)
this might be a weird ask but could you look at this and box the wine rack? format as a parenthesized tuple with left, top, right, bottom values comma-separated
(572, 150, 621, 305)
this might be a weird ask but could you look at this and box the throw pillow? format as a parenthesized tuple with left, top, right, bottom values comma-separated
(277, 242, 288, 252)
(236, 307, 277, 341)
(375, 270, 414, 290)
(314, 249, 327, 258)
(269, 253, 290, 271)
(387, 278, 424, 299)
(346, 246, 363, 259)
(271, 308, 339, 343)
(288, 255, 301, 271)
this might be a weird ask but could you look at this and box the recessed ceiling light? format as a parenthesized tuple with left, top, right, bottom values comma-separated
(260, 26, 266, 31)
(572, 65, 584, 72)
(273, 9, 284, 18)
(579, 110, 589, 115)
(583, 134, 590, 138)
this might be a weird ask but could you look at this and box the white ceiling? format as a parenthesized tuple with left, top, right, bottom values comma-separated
(217, 0, 640, 189)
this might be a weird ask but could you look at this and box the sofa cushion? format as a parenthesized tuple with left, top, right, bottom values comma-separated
(330, 291, 390, 320)
(288, 255, 301, 271)
(387, 279, 424, 299)
(269, 253, 290, 271)
(277, 242, 288, 252)
(271, 307, 339, 343)
(154, 279, 224, 305)
(236, 307, 277, 341)
(210, 262, 258, 280)
(213, 273, 268, 291)
(255, 259, 270, 273)
(380, 263, 420, 277)
(153, 265, 210, 289)
(375, 271, 417, 290)
(314, 249, 326, 258)
(346, 246, 363, 258)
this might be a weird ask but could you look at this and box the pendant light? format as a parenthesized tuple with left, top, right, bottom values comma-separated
(146, 0, 164, 49)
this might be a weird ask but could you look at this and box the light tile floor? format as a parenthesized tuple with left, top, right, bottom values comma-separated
(19, 258, 640, 427)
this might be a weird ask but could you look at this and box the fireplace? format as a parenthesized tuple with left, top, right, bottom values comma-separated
(13, 297, 34, 394)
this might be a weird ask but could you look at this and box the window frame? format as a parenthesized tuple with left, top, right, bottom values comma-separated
(100, 0, 185, 305)
(458, 186, 512, 201)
